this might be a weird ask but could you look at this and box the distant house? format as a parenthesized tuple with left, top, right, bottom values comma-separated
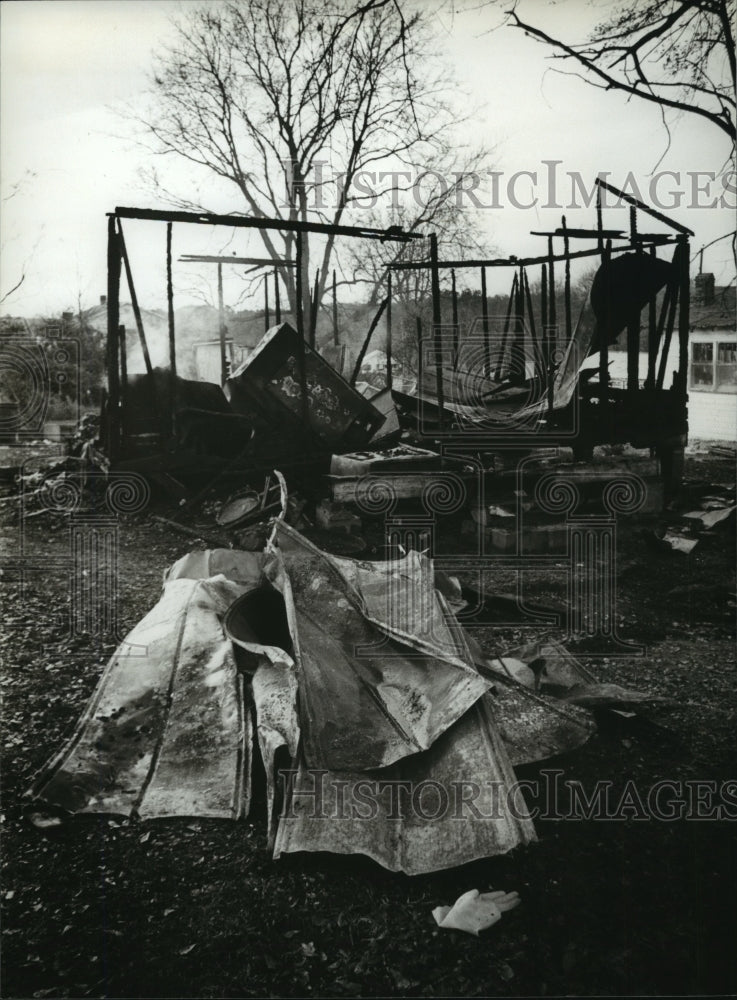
(688, 275, 736, 441)
(361, 349, 387, 373)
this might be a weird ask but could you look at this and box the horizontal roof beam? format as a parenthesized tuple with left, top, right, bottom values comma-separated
(112, 207, 422, 242)
(389, 236, 682, 271)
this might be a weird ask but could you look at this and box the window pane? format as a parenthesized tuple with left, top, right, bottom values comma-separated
(716, 365, 737, 390)
(691, 363, 714, 386)
(717, 342, 737, 363)
(692, 342, 713, 362)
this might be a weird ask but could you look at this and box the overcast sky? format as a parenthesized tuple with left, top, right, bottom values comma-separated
(1, 0, 734, 317)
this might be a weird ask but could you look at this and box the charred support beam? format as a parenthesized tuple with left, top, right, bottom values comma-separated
(596, 185, 603, 252)
(481, 266, 490, 376)
(547, 237, 556, 415)
(627, 242, 642, 392)
(117, 221, 153, 379)
(451, 269, 459, 370)
(217, 264, 227, 386)
(495, 272, 517, 381)
(386, 271, 393, 390)
(523, 269, 540, 378)
(656, 244, 682, 391)
(595, 178, 694, 236)
(274, 268, 281, 324)
(562, 217, 572, 343)
(541, 262, 548, 376)
(332, 270, 338, 345)
(118, 325, 128, 390)
(677, 236, 690, 395)
(648, 277, 672, 389)
(295, 234, 304, 341)
(166, 222, 177, 439)
(510, 266, 525, 382)
(118, 325, 127, 440)
(264, 274, 270, 333)
(294, 233, 309, 427)
(599, 240, 611, 421)
(647, 246, 658, 389)
(114, 206, 421, 242)
(430, 234, 445, 431)
(531, 227, 623, 239)
(350, 298, 389, 386)
(310, 268, 319, 347)
(106, 215, 121, 462)
(180, 254, 294, 266)
(389, 237, 680, 271)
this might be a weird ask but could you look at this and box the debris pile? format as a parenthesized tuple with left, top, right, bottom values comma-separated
(26, 493, 670, 874)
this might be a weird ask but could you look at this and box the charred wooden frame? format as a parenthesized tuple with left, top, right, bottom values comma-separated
(105, 207, 419, 464)
(389, 179, 693, 457)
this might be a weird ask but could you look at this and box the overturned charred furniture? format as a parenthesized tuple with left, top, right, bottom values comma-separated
(389, 178, 692, 482)
(225, 323, 385, 453)
(101, 207, 420, 480)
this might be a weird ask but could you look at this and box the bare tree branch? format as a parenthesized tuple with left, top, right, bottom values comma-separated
(124, 0, 487, 326)
(505, 1, 736, 145)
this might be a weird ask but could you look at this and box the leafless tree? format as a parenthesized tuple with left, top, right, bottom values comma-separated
(132, 0, 489, 327)
(504, 0, 735, 154)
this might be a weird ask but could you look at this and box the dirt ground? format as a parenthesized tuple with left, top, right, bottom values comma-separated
(1, 450, 735, 999)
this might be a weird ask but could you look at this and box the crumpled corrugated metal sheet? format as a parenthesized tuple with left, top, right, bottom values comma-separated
(486, 638, 596, 766)
(29, 574, 256, 820)
(28, 531, 542, 872)
(266, 524, 491, 772)
(274, 695, 536, 875)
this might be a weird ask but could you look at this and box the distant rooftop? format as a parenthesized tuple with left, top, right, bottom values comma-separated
(690, 277, 735, 331)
